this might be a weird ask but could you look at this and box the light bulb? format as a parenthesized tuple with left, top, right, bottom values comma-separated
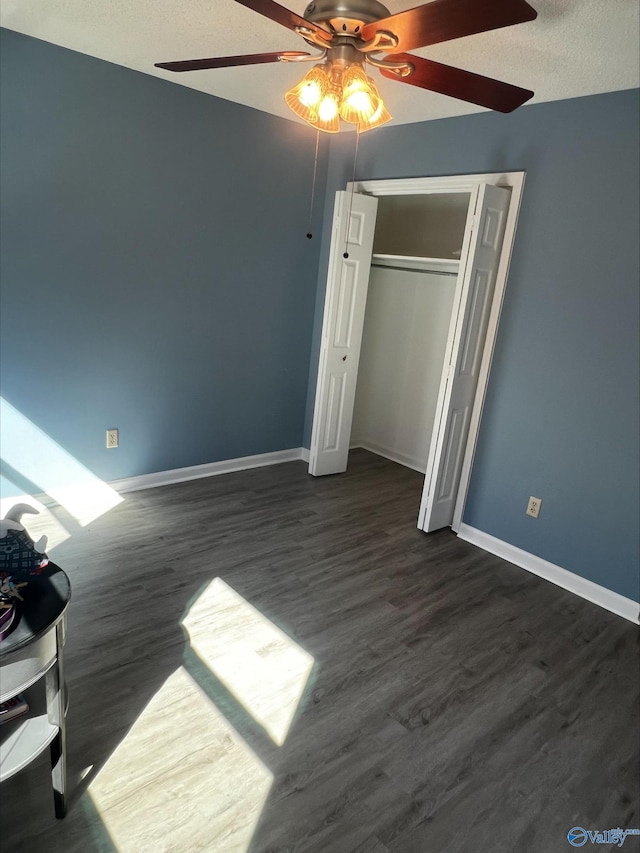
(345, 89, 374, 115)
(299, 80, 322, 108)
(318, 94, 339, 122)
(308, 81, 341, 132)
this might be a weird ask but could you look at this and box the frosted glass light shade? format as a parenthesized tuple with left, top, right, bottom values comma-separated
(357, 79, 392, 132)
(284, 66, 330, 123)
(340, 65, 378, 124)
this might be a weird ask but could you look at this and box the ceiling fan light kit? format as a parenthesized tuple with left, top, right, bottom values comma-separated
(285, 54, 392, 131)
(156, 0, 538, 134)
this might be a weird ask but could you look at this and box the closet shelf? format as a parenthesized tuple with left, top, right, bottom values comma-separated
(371, 254, 460, 274)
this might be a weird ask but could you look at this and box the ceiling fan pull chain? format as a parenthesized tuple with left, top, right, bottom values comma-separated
(307, 130, 321, 239)
(343, 128, 360, 259)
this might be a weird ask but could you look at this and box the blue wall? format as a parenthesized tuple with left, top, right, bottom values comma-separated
(0, 28, 327, 484)
(305, 89, 639, 602)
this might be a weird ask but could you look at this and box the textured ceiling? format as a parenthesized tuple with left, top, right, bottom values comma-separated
(2, 1, 639, 127)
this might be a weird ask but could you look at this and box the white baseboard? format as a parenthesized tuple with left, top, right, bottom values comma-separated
(300, 447, 310, 463)
(350, 441, 426, 474)
(458, 524, 639, 624)
(110, 447, 308, 494)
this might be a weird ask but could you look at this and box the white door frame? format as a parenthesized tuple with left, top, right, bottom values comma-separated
(345, 171, 526, 533)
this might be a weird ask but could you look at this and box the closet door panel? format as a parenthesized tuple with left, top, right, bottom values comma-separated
(419, 184, 511, 532)
(309, 192, 378, 476)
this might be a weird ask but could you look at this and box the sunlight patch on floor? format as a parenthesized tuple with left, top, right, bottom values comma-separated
(87, 666, 273, 853)
(1, 397, 123, 526)
(182, 577, 315, 746)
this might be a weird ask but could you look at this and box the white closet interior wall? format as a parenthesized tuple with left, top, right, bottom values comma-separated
(351, 193, 470, 473)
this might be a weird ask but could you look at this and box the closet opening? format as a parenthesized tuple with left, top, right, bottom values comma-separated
(308, 172, 526, 534)
(351, 192, 470, 476)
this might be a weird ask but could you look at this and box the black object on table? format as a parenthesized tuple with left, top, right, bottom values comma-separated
(0, 562, 71, 818)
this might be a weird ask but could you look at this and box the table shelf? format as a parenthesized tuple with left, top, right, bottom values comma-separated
(0, 564, 71, 817)
(1, 710, 59, 782)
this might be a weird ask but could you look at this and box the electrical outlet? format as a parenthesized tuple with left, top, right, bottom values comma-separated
(106, 428, 119, 449)
(526, 496, 542, 518)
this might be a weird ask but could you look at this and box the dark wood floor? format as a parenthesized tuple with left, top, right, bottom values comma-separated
(1, 450, 638, 852)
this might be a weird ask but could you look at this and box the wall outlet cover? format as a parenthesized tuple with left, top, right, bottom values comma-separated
(526, 496, 542, 518)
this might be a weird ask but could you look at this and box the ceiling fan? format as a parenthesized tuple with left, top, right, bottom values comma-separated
(155, 0, 538, 133)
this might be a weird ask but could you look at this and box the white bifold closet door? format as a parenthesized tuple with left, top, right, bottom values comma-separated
(308, 191, 378, 477)
(418, 183, 510, 531)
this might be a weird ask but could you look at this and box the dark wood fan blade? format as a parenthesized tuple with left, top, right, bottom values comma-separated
(380, 53, 534, 112)
(155, 51, 310, 71)
(362, 0, 537, 53)
(234, 0, 331, 40)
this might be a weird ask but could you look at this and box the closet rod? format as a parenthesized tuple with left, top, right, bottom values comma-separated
(370, 263, 458, 277)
